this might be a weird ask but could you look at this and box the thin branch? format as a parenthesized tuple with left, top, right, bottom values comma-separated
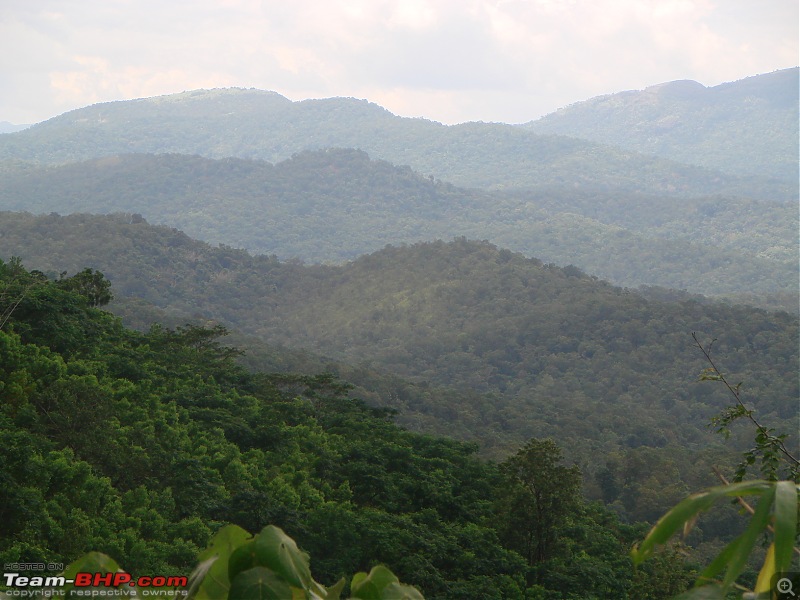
(692, 332, 799, 467)
(0, 281, 35, 331)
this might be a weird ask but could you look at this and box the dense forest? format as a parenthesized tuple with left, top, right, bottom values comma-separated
(0, 152, 796, 311)
(0, 259, 701, 598)
(0, 213, 796, 530)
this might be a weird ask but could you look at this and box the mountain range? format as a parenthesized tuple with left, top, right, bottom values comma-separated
(0, 71, 796, 200)
(525, 68, 799, 184)
(0, 149, 796, 310)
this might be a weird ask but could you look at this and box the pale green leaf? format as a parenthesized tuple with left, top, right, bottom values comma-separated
(754, 542, 776, 595)
(773, 481, 799, 575)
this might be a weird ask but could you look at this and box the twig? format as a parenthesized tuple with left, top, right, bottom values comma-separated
(0, 281, 34, 331)
(692, 332, 799, 467)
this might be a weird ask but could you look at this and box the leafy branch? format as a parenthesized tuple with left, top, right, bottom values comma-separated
(692, 332, 799, 480)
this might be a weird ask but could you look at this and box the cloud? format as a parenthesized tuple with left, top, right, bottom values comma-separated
(0, 0, 796, 125)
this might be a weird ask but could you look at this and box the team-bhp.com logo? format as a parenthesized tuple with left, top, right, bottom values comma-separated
(3, 571, 188, 597)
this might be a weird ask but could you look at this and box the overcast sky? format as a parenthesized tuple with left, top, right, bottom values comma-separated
(1, 0, 797, 125)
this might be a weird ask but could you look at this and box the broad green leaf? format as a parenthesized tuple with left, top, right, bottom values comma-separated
(351, 566, 424, 600)
(772, 481, 799, 575)
(317, 577, 346, 600)
(191, 524, 252, 600)
(380, 582, 425, 600)
(228, 540, 260, 583)
(253, 525, 313, 590)
(305, 576, 346, 600)
(351, 565, 399, 598)
(185, 556, 219, 600)
(227, 566, 293, 600)
(199, 524, 253, 563)
(351, 572, 368, 594)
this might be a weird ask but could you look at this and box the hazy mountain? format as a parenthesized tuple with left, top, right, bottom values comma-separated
(1, 151, 796, 309)
(0, 86, 792, 200)
(0, 212, 795, 485)
(0, 121, 29, 134)
(525, 68, 799, 184)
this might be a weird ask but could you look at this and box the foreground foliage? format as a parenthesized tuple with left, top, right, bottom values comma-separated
(0, 524, 423, 599)
(632, 480, 798, 599)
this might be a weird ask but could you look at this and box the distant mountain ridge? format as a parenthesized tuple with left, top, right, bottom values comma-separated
(0, 121, 29, 134)
(0, 151, 796, 309)
(525, 68, 799, 183)
(0, 81, 794, 200)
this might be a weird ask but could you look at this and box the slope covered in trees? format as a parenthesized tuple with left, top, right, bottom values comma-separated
(0, 86, 792, 200)
(0, 258, 698, 599)
(0, 151, 796, 310)
(525, 68, 799, 184)
(0, 212, 796, 526)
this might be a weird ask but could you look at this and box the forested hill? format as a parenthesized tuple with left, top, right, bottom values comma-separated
(525, 68, 799, 183)
(1, 212, 796, 525)
(4, 258, 704, 599)
(0, 86, 792, 200)
(0, 152, 796, 311)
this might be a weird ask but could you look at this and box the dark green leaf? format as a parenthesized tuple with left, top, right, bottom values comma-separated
(227, 567, 293, 600)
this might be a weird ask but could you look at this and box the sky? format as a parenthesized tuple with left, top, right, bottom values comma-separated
(1, 0, 797, 126)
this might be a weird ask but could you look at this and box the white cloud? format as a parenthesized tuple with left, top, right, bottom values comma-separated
(0, 0, 796, 125)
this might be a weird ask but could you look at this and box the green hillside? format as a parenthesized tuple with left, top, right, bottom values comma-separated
(0, 212, 796, 526)
(0, 87, 792, 200)
(525, 68, 799, 184)
(0, 152, 796, 310)
(7, 257, 701, 598)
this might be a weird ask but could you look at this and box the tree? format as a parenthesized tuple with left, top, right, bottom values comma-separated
(57, 268, 113, 308)
(495, 438, 582, 570)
